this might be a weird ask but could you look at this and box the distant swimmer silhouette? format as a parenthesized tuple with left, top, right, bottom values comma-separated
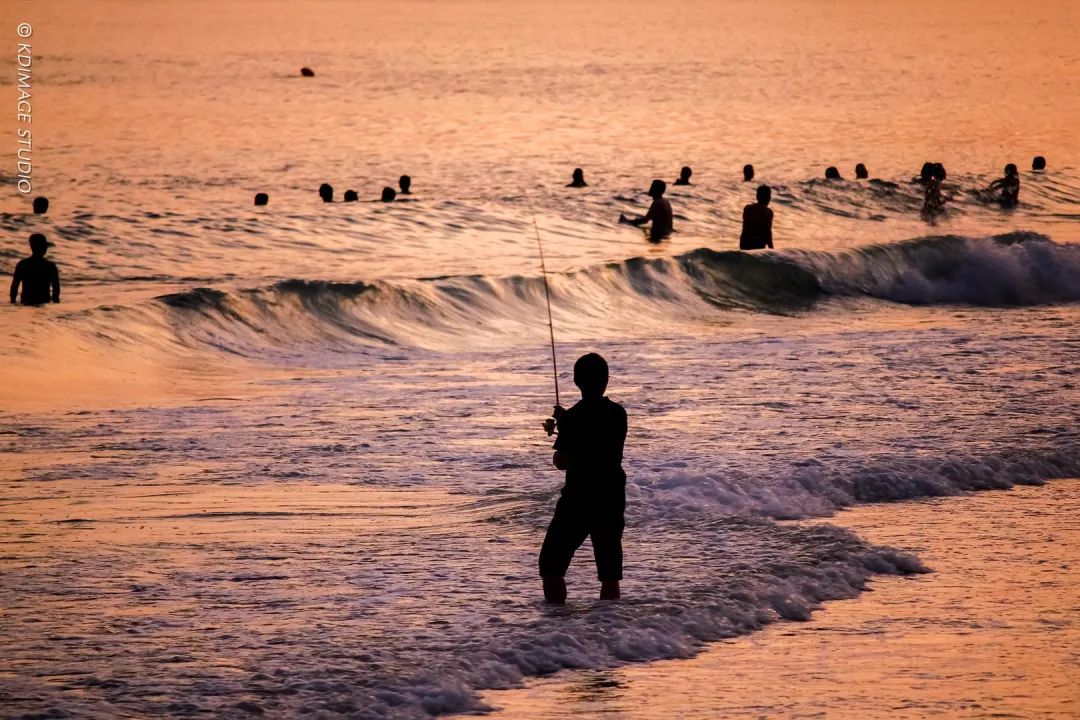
(619, 179, 673, 242)
(855, 163, 869, 179)
(1032, 156, 1046, 171)
(539, 353, 627, 604)
(399, 175, 412, 194)
(381, 187, 397, 202)
(674, 166, 692, 186)
(922, 165, 947, 217)
(254, 192, 269, 206)
(319, 183, 334, 203)
(825, 166, 842, 180)
(740, 185, 774, 250)
(9, 234, 60, 306)
(567, 168, 587, 188)
(33, 196, 48, 214)
(987, 163, 1020, 208)
(743, 164, 755, 182)
(343, 190, 359, 202)
(300, 67, 315, 77)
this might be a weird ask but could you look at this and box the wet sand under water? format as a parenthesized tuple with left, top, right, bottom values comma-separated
(473, 481, 1080, 720)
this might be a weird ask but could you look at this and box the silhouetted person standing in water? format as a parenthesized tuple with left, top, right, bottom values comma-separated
(740, 185, 774, 250)
(10, 234, 60, 306)
(855, 163, 869, 179)
(988, 163, 1020, 208)
(674, 166, 692, 186)
(399, 175, 412, 194)
(743, 164, 755, 182)
(922, 164, 947, 217)
(319, 183, 334, 203)
(539, 353, 627, 604)
(33, 197, 48, 214)
(1032, 156, 1046, 172)
(619, 179, 673, 242)
(567, 168, 587, 188)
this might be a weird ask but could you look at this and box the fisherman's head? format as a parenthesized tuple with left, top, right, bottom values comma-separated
(32, 196, 49, 214)
(920, 162, 934, 181)
(572, 168, 585, 185)
(399, 175, 412, 193)
(679, 166, 692, 183)
(648, 179, 666, 199)
(254, 192, 269, 206)
(381, 187, 397, 203)
(855, 163, 868, 179)
(574, 352, 609, 398)
(825, 166, 841, 180)
(29, 233, 48, 257)
(743, 164, 754, 182)
(319, 183, 333, 203)
(1032, 155, 1046, 171)
(756, 184, 772, 206)
(1004, 163, 1018, 177)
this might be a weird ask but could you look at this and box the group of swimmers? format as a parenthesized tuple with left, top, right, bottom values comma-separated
(7, 155, 1048, 307)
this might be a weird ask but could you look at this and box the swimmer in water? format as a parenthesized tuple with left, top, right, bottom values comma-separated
(673, 166, 692, 186)
(987, 163, 1020, 208)
(619, 179, 673, 242)
(567, 168, 587, 188)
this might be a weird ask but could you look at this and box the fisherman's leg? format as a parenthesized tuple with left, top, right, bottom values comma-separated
(591, 493, 625, 600)
(539, 500, 589, 604)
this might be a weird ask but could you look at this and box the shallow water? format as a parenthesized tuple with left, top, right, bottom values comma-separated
(1, 1, 1078, 718)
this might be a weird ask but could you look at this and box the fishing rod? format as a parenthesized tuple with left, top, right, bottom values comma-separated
(533, 217, 560, 434)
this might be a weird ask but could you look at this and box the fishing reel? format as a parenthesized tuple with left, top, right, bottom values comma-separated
(542, 405, 565, 436)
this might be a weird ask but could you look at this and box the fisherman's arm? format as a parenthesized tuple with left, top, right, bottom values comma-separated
(766, 210, 774, 249)
(51, 265, 60, 303)
(9, 265, 20, 304)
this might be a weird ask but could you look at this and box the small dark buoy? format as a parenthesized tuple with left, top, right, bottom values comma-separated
(343, 190, 358, 202)
(32, 196, 49, 214)
(254, 192, 268, 206)
(300, 67, 315, 77)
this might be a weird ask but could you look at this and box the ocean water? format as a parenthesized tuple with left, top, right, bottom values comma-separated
(1, 1, 1078, 718)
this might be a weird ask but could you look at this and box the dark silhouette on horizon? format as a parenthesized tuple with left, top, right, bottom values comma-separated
(254, 192, 268, 206)
(825, 166, 842, 180)
(1032, 156, 1046, 171)
(32, 197, 48, 214)
(343, 190, 359, 202)
(619, 179, 673, 242)
(567, 168, 587, 188)
(399, 175, 412, 194)
(300, 67, 314, 77)
(987, 163, 1020, 208)
(915, 162, 934, 184)
(9, 233, 60, 306)
(743, 164, 755, 182)
(381, 187, 397, 202)
(319, 183, 333, 203)
(740, 185, 774, 251)
(539, 353, 626, 604)
(673, 166, 692, 186)
(855, 163, 869, 179)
